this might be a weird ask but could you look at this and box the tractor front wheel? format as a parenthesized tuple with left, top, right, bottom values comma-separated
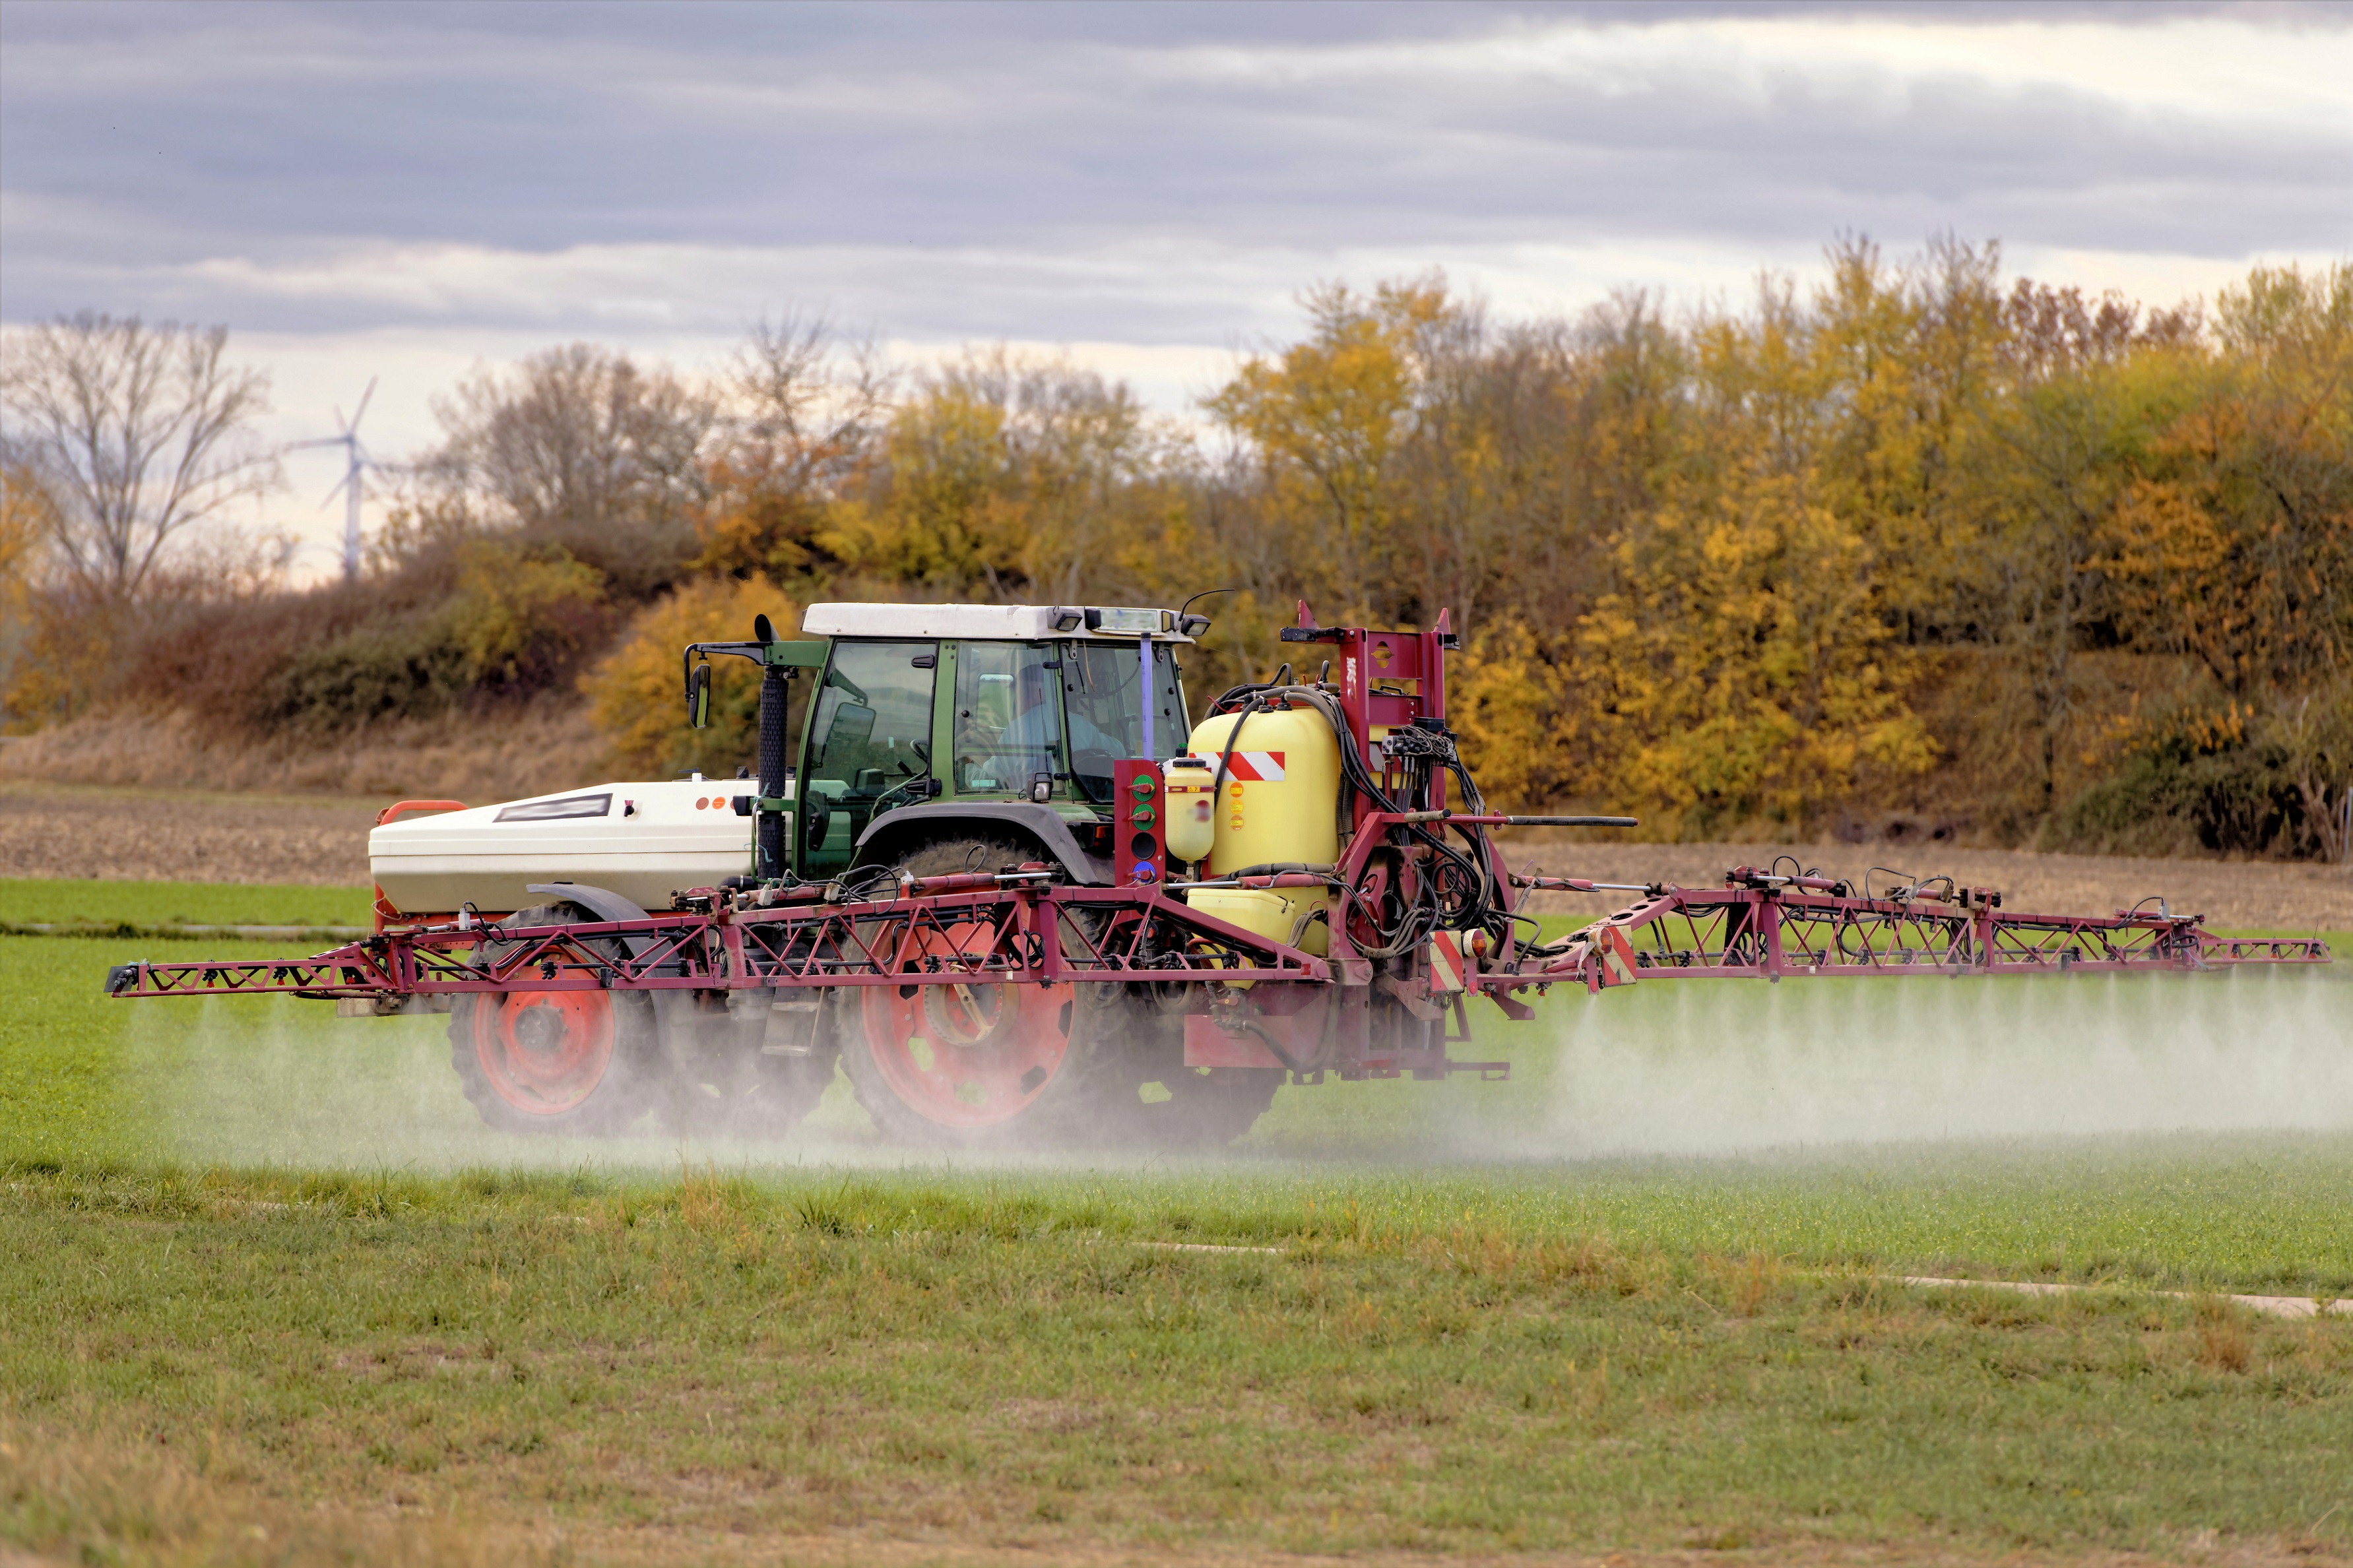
(448, 903, 659, 1135)
(1114, 1061, 1284, 1146)
(652, 988, 840, 1139)
(1065, 983, 1283, 1146)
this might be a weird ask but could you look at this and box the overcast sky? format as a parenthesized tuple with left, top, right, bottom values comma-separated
(3, 0, 2348, 576)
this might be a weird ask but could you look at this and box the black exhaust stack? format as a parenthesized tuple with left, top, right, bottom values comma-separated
(752, 614, 789, 880)
(757, 660, 790, 879)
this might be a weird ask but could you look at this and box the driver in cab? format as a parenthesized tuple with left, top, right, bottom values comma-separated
(986, 660, 1119, 785)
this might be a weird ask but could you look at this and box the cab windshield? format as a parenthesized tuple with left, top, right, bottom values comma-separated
(1061, 641, 1185, 803)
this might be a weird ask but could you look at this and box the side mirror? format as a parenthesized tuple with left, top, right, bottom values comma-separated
(687, 662, 713, 729)
(753, 613, 775, 645)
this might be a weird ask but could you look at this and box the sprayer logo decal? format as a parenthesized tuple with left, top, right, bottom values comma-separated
(1195, 751, 1285, 782)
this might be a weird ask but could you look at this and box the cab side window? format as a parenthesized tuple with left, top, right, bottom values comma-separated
(951, 641, 1062, 796)
(808, 641, 937, 796)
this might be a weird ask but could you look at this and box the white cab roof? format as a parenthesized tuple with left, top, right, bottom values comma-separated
(800, 603, 1194, 643)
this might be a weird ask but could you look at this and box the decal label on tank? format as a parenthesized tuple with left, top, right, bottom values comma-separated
(1193, 750, 1286, 781)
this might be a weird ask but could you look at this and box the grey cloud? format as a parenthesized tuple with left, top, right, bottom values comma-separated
(2, 0, 2346, 342)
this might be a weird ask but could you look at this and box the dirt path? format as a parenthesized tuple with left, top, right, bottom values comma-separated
(3, 782, 2345, 929)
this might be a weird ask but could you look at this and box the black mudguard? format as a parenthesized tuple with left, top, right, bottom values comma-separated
(847, 803, 1113, 885)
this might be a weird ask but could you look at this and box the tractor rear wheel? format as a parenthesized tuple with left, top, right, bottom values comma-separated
(836, 838, 1283, 1148)
(448, 902, 659, 1135)
(837, 837, 1120, 1146)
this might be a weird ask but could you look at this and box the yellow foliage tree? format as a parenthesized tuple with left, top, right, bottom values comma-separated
(450, 538, 606, 693)
(585, 575, 802, 776)
(820, 375, 1032, 594)
(1446, 615, 1564, 813)
(1560, 465, 1934, 836)
(0, 465, 59, 732)
(0, 464, 124, 734)
(1205, 279, 1448, 616)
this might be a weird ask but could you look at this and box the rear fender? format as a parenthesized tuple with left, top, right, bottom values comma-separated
(525, 882, 651, 925)
(847, 803, 1112, 885)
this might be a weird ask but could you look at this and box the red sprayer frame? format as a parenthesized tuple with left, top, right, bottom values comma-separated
(99, 860, 2331, 1079)
(104, 604, 2334, 1086)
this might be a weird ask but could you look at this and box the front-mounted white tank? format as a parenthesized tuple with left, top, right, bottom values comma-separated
(370, 776, 773, 917)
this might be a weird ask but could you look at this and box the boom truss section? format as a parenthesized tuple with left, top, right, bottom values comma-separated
(104, 875, 1332, 1005)
(1514, 869, 2331, 992)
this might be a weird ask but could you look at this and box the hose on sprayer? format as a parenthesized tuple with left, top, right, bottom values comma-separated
(1203, 679, 1512, 956)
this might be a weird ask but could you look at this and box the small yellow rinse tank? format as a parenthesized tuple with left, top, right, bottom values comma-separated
(1180, 702, 1341, 958)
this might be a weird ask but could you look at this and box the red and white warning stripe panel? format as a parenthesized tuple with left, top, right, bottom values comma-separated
(1194, 751, 1286, 782)
(1428, 930, 1466, 991)
(1597, 924, 1640, 988)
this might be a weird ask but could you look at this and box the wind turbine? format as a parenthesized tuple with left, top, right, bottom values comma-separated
(287, 377, 379, 582)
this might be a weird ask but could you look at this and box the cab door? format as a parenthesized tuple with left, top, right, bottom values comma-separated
(948, 641, 1066, 800)
(797, 639, 938, 875)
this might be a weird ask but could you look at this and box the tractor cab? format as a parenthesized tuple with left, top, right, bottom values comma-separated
(690, 603, 1202, 885)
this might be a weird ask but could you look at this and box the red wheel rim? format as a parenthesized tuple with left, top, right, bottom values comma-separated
(860, 921, 1074, 1128)
(474, 989, 616, 1116)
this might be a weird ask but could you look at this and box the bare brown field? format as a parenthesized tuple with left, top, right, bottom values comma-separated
(3, 775, 2344, 929)
(0, 783, 379, 883)
(0, 701, 610, 805)
(0, 704, 610, 885)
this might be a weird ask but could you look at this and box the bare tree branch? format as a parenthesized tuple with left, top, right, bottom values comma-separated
(0, 312, 278, 600)
(422, 343, 717, 534)
(723, 312, 895, 497)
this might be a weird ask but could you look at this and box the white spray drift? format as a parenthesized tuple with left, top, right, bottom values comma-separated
(1543, 969, 2353, 1158)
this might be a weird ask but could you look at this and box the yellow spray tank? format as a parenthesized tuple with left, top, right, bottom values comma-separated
(1180, 701, 1341, 960)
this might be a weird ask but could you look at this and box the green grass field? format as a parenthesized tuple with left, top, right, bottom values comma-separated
(0, 877, 376, 931)
(1, 883, 2348, 1565)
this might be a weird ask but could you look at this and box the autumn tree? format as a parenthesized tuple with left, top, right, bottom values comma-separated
(693, 315, 893, 586)
(821, 351, 1178, 603)
(420, 343, 717, 596)
(2101, 263, 2353, 857)
(0, 463, 61, 730)
(1206, 278, 1446, 619)
(587, 574, 800, 777)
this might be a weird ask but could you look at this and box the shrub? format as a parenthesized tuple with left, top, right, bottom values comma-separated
(237, 542, 606, 739)
(448, 539, 608, 697)
(263, 615, 475, 736)
(2047, 734, 2306, 857)
(584, 574, 803, 778)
